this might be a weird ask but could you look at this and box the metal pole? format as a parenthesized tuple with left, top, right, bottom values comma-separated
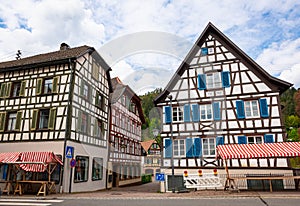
(168, 95, 175, 193)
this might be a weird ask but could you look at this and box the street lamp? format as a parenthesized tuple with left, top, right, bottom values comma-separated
(167, 94, 175, 193)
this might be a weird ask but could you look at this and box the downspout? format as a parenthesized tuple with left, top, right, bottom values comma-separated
(60, 58, 76, 193)
(106, 68, 113, 189)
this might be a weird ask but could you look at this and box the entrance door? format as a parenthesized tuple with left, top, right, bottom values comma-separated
(112, 165, 119, 187)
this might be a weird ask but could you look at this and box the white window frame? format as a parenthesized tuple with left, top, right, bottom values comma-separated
(7, 112, 17, 131)
(173, 139, 185, 157)
(199, 104, 213, 120)
(206, 72, 222, 89)
(202, 138, 216, 157)
(245, 100, 260, 118)
(172, 107, 183, 122)
(247, 136, 263, 144)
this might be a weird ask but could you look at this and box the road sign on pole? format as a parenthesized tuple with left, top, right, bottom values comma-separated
(70, 159, 76, 168)
(66, 146, 74, 159)
(155, 173, 165, 181)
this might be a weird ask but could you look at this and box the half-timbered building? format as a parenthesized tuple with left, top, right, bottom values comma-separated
(141, 139, 161, 175)
(0, 43, 112, 193)
(107, 77, 145, 188)
(154, 23, 293, 192)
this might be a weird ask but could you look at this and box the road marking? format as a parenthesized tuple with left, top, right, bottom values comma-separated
(0, 199, 63, 202)
(0, 203, 51, 206)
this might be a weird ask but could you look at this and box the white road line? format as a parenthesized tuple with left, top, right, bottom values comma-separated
(0, 199, 63, 203)
(0, 203, 51, 206)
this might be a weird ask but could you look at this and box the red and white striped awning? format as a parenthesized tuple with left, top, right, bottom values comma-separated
(217, 142, 300, 160)
(0, 152, 21, 163)
(20, 152, 63, 172)
(0, 151, 62, 172)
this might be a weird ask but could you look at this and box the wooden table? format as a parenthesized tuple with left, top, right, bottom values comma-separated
(14, 181, 56, 196)
(225, 175, 300, 192)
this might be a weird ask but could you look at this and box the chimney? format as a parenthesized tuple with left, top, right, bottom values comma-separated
(60, 43, 70, 51)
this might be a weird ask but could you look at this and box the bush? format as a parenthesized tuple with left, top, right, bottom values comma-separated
(141, 174, 152, 184)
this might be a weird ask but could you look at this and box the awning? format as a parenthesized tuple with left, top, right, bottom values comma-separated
(217, 142, 300, 160)
(0, 151, 62, 172)
(0, 152, 21, 163)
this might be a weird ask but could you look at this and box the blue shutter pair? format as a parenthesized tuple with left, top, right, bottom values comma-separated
(197, 71, 230, 90)
(185, 138, 202, 157)
(238, 136, 247, 144)
(236, 98, 269, 119)
(164, 106, 172, 124)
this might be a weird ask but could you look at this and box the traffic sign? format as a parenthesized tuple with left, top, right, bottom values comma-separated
(155, 173, 165, 181)
(70, 159, 76, 168)
(66, 146, 74, 159)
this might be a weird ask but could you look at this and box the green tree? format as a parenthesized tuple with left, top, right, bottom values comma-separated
(280, 87, 297, 119)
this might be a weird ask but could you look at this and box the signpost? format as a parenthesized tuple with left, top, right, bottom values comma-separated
(70, 159, 76, 168)
(66, 146, 74, 159)
(155, 173, 165, 182)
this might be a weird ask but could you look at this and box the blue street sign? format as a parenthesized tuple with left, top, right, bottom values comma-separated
(70, 159, 76, 168)
(155, 173, 165, 182)
(66, 146, 74, 159)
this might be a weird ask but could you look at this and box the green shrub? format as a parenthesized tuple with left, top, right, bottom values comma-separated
(141, 174, 152, 184)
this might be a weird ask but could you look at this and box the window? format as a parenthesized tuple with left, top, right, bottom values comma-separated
(172, 107, 183, 122)
(206, 72, 222, 89)
(74, 156, 89, 182)
(7, 112, 17, 131)
(38, 109, 49, 129)
(31, 108, 56, 130)
(12, 82, 21, 97)
(81, 112, 88, 133)
(203, 138, 215, 157)
(245, 100, 259, 118)
(94, 119, 105, 140)
(44, 79, 53, 94)
(92, 61, 99, 80)
(247, 136, 263, 144)
(36, 78, 58, 95)
(173, 139, 185, 157)
(92, 157, 103, 181)
(80, 80, 90, 100)
(95, 91, 105, 110)
(200, 104, 213, 120)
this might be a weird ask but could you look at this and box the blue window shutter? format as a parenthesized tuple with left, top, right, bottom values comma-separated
(184, 104, 191, 122)
(186, 138, 194, 157)
(201, 48, 208, 55)
(264, 134, 274, 143)
(213, 102, 221, 120)
(221, 71, 231, 88)
(164, 139, 172, 158)
(194, 138, 202, 157)
(198, 74, 206, 90)
(164, 106, 172, 124)
(216, 136, 224, 146)
(236, 100, 245, 119)
(259, 98, 269, 118)
(192, 104, 200, 122)
(238, 136, 247, 144)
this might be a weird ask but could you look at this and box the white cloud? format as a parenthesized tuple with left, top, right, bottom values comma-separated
(279, 63, 300, 88)
(256, 38, 300, 88)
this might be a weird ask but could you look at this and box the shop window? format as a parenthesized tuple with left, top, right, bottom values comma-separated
(74, 156, 89, 183)
(92, 157, 103, 181)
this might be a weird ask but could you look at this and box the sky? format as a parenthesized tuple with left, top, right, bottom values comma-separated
(0, 0, 300, 95)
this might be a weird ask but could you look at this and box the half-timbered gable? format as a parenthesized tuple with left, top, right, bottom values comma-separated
(0, 43, 113, 193)
(154, 23, 292, 191)
(107, 77, 145, 188)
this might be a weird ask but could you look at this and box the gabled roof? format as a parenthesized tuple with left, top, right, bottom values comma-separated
(141, 139, 156, 151)
(0, 44, 113, 93)
(154, 22, 292, 105)
(110, 77, 146, 124)
(0, 45, 92, 70)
